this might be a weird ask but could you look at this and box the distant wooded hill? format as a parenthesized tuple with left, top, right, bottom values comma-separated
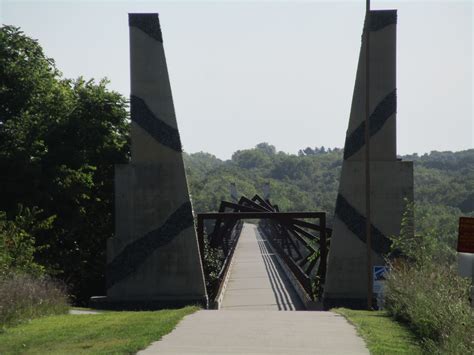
(184, 144, 474, 227)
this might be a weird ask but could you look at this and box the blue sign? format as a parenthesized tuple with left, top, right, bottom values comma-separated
(373, 266, 389, 294)
(374, 266, 388, 281)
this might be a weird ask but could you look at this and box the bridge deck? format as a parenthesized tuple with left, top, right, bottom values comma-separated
(220, 223, 304, 310)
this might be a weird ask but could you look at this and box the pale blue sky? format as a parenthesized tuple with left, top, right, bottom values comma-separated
(1, 0, 472, 159)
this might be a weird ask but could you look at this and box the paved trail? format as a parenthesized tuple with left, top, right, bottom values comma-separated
(139, 310, 369, 354)
(140, 223, 368, 354)
(221, 223, 303, 310)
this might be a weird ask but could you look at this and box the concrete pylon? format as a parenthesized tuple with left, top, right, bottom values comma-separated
(99, 13, 207, 309)
(323, 10, 413, 309)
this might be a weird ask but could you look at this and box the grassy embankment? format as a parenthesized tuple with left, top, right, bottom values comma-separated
(335, 308, 423, 354)
(0, 306, 198, 354)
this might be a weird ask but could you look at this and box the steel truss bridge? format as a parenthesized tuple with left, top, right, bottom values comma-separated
(197, 195, 331, 310)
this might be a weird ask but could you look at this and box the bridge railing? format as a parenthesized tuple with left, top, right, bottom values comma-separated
(197, 214, 242, 306)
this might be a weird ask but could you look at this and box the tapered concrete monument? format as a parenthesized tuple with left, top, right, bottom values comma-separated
(98, 13, 207, 308)
(323, 10, 413, 308)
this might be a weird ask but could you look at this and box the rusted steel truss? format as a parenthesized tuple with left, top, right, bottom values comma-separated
(197, 194, 331, 304)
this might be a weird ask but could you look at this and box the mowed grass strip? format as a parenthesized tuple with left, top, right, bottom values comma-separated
(334, 308, 423, 354)
(0, 306, 198, 354)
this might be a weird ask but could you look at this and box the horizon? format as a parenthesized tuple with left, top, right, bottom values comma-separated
(183, 141, 474, 160)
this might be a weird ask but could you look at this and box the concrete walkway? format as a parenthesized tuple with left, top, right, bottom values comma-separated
(139, 223, 369, 354)
(69, 309, 100, 315)
(221, 223, 303, 310)
(139, 310, 369, 354)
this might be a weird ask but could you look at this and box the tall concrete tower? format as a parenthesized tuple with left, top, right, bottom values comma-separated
(101, 13, 207, 308)
(323, 10, 413, 308)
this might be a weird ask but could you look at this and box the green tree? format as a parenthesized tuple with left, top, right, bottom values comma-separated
(255, 142, 276, 155)
(0, 26, 129, 303)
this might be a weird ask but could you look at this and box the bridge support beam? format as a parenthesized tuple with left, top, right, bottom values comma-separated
(323, 10, 413, 309)
(93, 13, 207, 309)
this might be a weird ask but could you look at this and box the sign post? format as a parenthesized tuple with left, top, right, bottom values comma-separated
(373, 266, 388, 309)
(365, 0, 373, 311)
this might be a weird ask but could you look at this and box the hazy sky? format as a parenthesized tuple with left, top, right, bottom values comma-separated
(1, 0, 472, 159)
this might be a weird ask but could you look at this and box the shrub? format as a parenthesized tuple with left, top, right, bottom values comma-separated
(0, 273, 69, 328)
(388, 201, 460, 265)
(0, 206, 55, 277)
(202, 234, 224, 299)
(0, 206, 68, 328)
(385, 261, 473, 354)
(385, 201, 474, 354)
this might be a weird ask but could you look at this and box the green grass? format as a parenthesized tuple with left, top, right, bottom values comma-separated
(334, 308, 423, 354)
(0, 306, 198, 354)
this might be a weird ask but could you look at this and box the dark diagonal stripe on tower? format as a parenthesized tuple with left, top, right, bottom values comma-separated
(106, 201, 194, 288)
(129, 13, 163, 42)
(131, 95, 182, 152)
(343, 90, 396, 160)
(365, 10, 397, 32)
(335, 193, 391, 255)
